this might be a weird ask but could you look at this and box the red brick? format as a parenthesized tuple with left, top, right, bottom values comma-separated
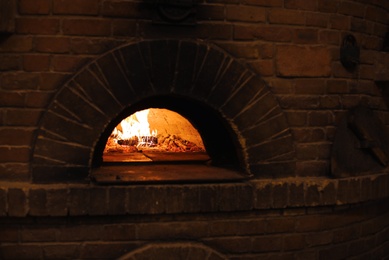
(1, 245, 43, 259)
(0, 36, 33, 52)
(34, 36, 71, 53)
(70, 38, 119, 54)
(197, 5, 225, 21)
(252, 235, 283, 252)
(286, 111, 307, 126)
(112, 20, 137, 37)
(21, 228, 57, 242)
(0, 92, 25, 107)
(1, 72, 41, 90)
(51, 55, 87, 72)
(294, 79, 327, 94)
(330, 14, 350, 30)
(319, 30, 341, 45)
(318, 0, 340, 13)
(0, 147, 31, 163)
(102, 1, 150, 18)
(39, 72, 68, 91)
(241, 0, 283, 7)
(0, 128, 33, 145)
(248, 59, 274, 77)
(276, 45, 331, 77)
(7, 188, 28, 217)
(308, 111, 334, 126)
(338, 1, 366, 18)
(53, 0, 99, 15)
(234, 25, 293, 42)
(226, 5, 266, 22)
(23, 54, 50, 72)
(366, 6, 387, 24)
(19, 0, 51, 14)
(16, 18, 60, 34)
(285, 0, 318, 11)
(293, 28, 319, 44)
(0, 55, 21, 71)
(268, 9, 306, 25)
(5, 108, 42, 126)
(306, 12, 329, 28)
(63, 19, 111, 36)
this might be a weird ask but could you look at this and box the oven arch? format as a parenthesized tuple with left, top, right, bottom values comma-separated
(31, 39, 296, 183)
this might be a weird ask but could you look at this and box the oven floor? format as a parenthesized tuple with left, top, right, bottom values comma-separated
(93, 152, 246, 184)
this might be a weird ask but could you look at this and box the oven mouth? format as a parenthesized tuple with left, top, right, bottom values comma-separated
(90, 95, 248, 184)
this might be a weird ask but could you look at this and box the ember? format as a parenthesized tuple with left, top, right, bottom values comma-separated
(104, 108, 205, 155)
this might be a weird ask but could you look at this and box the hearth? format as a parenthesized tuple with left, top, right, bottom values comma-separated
(31, 39, 296, 183)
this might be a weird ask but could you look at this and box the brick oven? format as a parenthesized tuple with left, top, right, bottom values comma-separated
(1, 0, 389, 259)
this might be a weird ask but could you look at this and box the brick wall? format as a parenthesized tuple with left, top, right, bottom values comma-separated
(1, 0, 389, 258)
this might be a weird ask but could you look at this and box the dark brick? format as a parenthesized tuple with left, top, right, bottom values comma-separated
(29, 188, 47, 216)
(80, 242, 139, 259)
(16, 18, 60, 34)
(320, 180, 336, 205)
(288, 182, 305, 207)
(43, 244, 80, 259)
(8, 188, 28, 217)
(21, 227, 56, 242)
(103, 224, 137, 241)
(19, 0, 51, 14)
(266, 217, 295, 233)
(53, 0, 99, 15)
(273, 182, 288, 208)
(254, 181, 273, 209)
(1, 245, 43, 259)
(88, 187, 108, 215)
(47, 188, 68, 216)
(108, 187, 127, 215)
(252, 235, 283, 252)
(62, 19, 111, 36)
(68, 188, 89, 216)
(0, 188, 6, 216)
(127, 186, 166, 214)
(305, 183, 321, 206)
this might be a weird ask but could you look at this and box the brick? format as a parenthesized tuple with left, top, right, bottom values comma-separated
(0, 227, 19, 242)
(248, 59, 274, 76)
(254, 181, 273, 209)
(285, 0, 317, 11)
(5, 108, 42, 125)
(234, 24, 293, 41)
(294, 79, 327, 94)
(46, 188, 68, 216)
(16, 18, 60, 34)
(25, 91, 52, 108)
(0, 188, 5, 217)
(293, 28, 319, 44)
(1, 72, 41, 90)
(103, 224, 136, 241)
(7, 188, 28, 217)
(283, 234, 307, 251)
(0, 147, 30, 163)
(43, 244, 80, 259)
(0, 91, 25, 107)
(19, 0, 51, 14)
(205, 237, 253, 253)
(272, 182, 288, 208)
(338, 1, 366, 18)
(0, 55, 21, 71)
(319, 30, 341, 45)
(108, 187, 127, 215)
(285, 112, 307, 126)
(53, 0, 99, 15)
(23, 54, 50, 72)
(252, 235, 283, 252)
(366, 6, 388, 24)
(63, 19, 111, 36)
(112, 19, 137, 36)
(226, 5, 266, 22)
(288, 182, 305, 207)
(0, 36, 33, 52)
(102, 1, 150, 18)
(1, 245, 43, 259)
(21, 228, 56, 242)
(29, 188, 47, 216)
(306, 12, 328, 28)
(58, 225, 104, 242)
(268, 9, 306, 25)
(80, 242, 139, 259)
(266, 217, 295, 233)
(308, 111, 335, 126)
(276, 45, 331, 77)
(318, 0, 340, 13)
(327, 79, 349, 93)
(68, 188, 89, 216)
(305, 231, 333, 247)
(51, 55, 87, 72)
(88, 187, 108, 215)
(0, 128, 33, 145)
(241, 0, 283, 7)
(330, 14, 350, 30)
(320, 181, 336, 205)
(197, 5, 225, 21)
(34, 36, 71, 53)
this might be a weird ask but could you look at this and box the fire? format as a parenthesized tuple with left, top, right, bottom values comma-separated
(111, 109, 157, 148)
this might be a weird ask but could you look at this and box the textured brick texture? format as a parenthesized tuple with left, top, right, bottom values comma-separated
(1, 0, 389, 258)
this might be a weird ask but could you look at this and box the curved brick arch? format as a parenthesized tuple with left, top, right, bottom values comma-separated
(118, 242, 228, 260)
(31, 39, 296, 182)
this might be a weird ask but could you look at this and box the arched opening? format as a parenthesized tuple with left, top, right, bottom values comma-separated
(31, 39, 295, 183)
(91, 96, 246, 183)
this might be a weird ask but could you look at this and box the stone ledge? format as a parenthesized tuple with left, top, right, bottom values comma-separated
(0, 172, 388, 217)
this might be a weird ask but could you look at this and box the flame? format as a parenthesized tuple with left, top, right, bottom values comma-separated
(112, 109, 157, 142)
